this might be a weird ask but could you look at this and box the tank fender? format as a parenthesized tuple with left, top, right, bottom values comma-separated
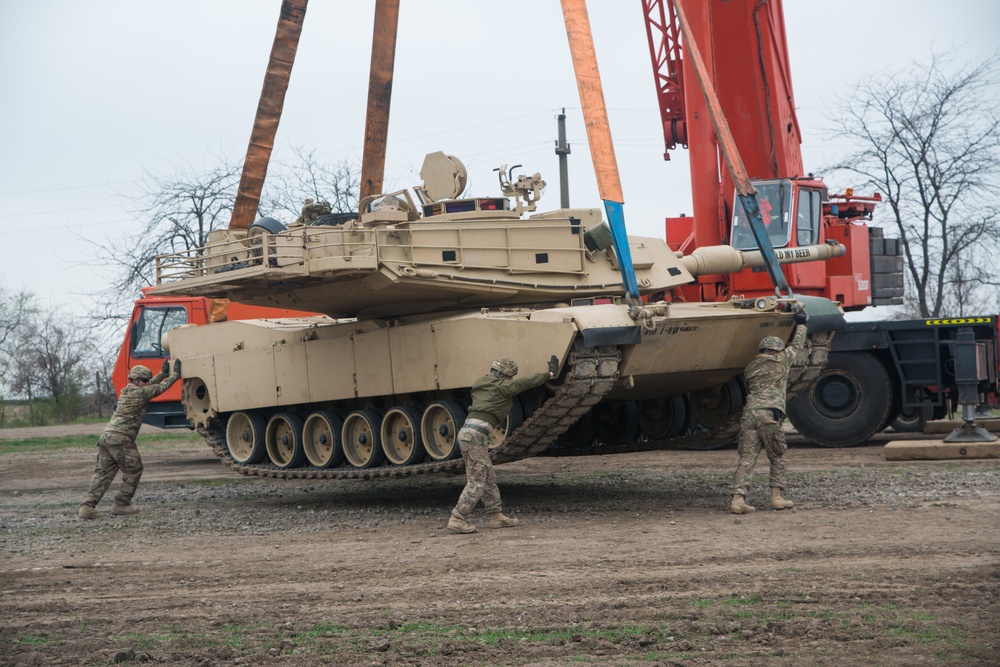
(529, 303, 641, 347)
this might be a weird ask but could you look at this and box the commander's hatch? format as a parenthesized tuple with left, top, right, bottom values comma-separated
(411, 151, 516, 220)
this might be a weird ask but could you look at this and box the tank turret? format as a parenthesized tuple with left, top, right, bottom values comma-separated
(161, 154, 848, 480)
(152, 154, 843, 319)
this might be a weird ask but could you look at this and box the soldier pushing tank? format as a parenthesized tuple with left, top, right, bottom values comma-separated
(730, 309, 808, 514)
(448, 355, 558, 534)
(79, 360, 181, 519)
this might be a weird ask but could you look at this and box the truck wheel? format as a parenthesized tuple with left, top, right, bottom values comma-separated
(381, 406, 426, 466)
(265, 413, 306, 469)
(342, 410, 385, 469)
(889, 406, 930, 433)
(786, 352, 892, 447)
(226, 411, 267, 464)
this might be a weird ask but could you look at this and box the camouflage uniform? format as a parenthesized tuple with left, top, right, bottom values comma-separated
(82, 366, 180, 509)
(452, 370, 548, 519)
(294, 198, 332, 225)
(732, 324, 807, 497)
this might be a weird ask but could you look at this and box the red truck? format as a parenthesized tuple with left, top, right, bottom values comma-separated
(640, 0, 996, 444)
(111, 289, 315, 428)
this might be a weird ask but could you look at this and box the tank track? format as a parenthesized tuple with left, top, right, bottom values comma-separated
(196, 343, 621, 480)
(540, 331, 835, 456)
(195, 333, 835, 477)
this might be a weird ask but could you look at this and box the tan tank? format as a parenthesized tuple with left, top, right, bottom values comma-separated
(154, 154, 844, 479)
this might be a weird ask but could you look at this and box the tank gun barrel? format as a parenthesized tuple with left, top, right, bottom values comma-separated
(679, 242, 845, 277)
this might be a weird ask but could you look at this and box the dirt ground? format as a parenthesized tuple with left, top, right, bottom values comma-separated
(1, 426, 998, 667)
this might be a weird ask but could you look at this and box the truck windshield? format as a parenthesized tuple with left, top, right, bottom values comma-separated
(730, 180, 793, 250)
(131, 307, 188, 358)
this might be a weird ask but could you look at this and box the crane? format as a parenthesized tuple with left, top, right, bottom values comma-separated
(642, 0, 903, 310)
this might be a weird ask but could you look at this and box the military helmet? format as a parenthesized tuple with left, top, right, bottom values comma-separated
(128, 365, 153, 381)
(491, 357, 518, 377)
(759, 336, 786, 352)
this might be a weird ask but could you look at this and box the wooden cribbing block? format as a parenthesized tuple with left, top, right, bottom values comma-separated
(884, 440, 1000, 460)
(923, 419, 1000, 434)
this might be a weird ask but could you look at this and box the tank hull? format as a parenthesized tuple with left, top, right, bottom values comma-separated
(168, 298, 831, 478)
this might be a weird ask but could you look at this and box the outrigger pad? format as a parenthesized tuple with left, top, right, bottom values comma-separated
(794, 295, 846, 334)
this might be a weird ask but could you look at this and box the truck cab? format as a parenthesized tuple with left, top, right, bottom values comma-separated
(111, 290, 316, 428)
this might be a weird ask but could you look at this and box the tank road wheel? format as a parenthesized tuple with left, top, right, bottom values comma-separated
(302, 410, 346, 468)
(556, 411, 595, 448)
(690, 380, 743, 429)
(226, 411, 267, 464)
(687, 380, 743, 450)
(381, 407, 426, 466)
(786, 352, 892, 447)
(593, 401, 639, 446)
(342, 410, 385, 469)
(637, 395, 688, 440)
(489, 399, 526, 451)
(265, 413, 306, 469)
(421, 401, 466, 461)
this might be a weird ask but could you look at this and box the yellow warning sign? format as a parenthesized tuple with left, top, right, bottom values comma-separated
(924, 317, 992, 326)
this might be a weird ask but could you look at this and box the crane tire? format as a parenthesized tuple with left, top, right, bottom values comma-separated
(786, 352, 892, 447)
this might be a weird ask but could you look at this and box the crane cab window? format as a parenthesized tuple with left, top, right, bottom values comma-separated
(730, 180, 793, 250)
(796, 188, 822, 246)
(131, 306, 188, 358)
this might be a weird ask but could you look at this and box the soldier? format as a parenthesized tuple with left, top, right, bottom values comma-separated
(79, 360, 181, 519)
(448, 355, 558, 534)
(731, 310, 808, 514)
(294, 198, 332, 225)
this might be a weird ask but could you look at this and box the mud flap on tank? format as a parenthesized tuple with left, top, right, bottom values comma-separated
(794, 295, 846, 335)
(581, 325, 641, 347)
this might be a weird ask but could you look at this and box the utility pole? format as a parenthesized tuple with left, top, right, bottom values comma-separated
(555, 109, 571, 208)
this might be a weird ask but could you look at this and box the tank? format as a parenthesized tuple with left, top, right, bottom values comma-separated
(154, 153, 845, 480)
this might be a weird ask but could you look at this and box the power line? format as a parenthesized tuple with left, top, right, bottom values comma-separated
(0, 218, 135, 235)
(0, 204, 125, 219)
(0, 179, 141, 197)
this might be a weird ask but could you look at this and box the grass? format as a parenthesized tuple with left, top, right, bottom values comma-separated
(0, 432, 200, 455)
(6, 609, 978, 665)
(15, 636, 48, 646)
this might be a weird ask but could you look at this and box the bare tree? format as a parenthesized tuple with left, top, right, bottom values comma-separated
(89, 150, 359, 318)
(826, 52, 1000, 317)
(92, 156, 244, 305)
(0, 285, 38, 386)
(261, 147, 361, 219)
(9, 311, 90, 424)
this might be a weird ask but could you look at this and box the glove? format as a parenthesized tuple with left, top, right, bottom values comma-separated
(173, 358, 182, 375)
(161, 360, 171, 374)
(793, 309, 809, 325)
(547, 355, 559, 376)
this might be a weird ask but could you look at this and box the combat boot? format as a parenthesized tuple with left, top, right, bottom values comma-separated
(488, 512, 521, 529)
(78, 504, 101, 520)
(111, 503, 140, 516)
(730, 494, 756, 514)
(447, 512, 477, 534)
(771, 488, 794, 510)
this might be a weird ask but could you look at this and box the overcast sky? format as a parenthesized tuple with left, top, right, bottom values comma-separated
(1, 1, 997, 322)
